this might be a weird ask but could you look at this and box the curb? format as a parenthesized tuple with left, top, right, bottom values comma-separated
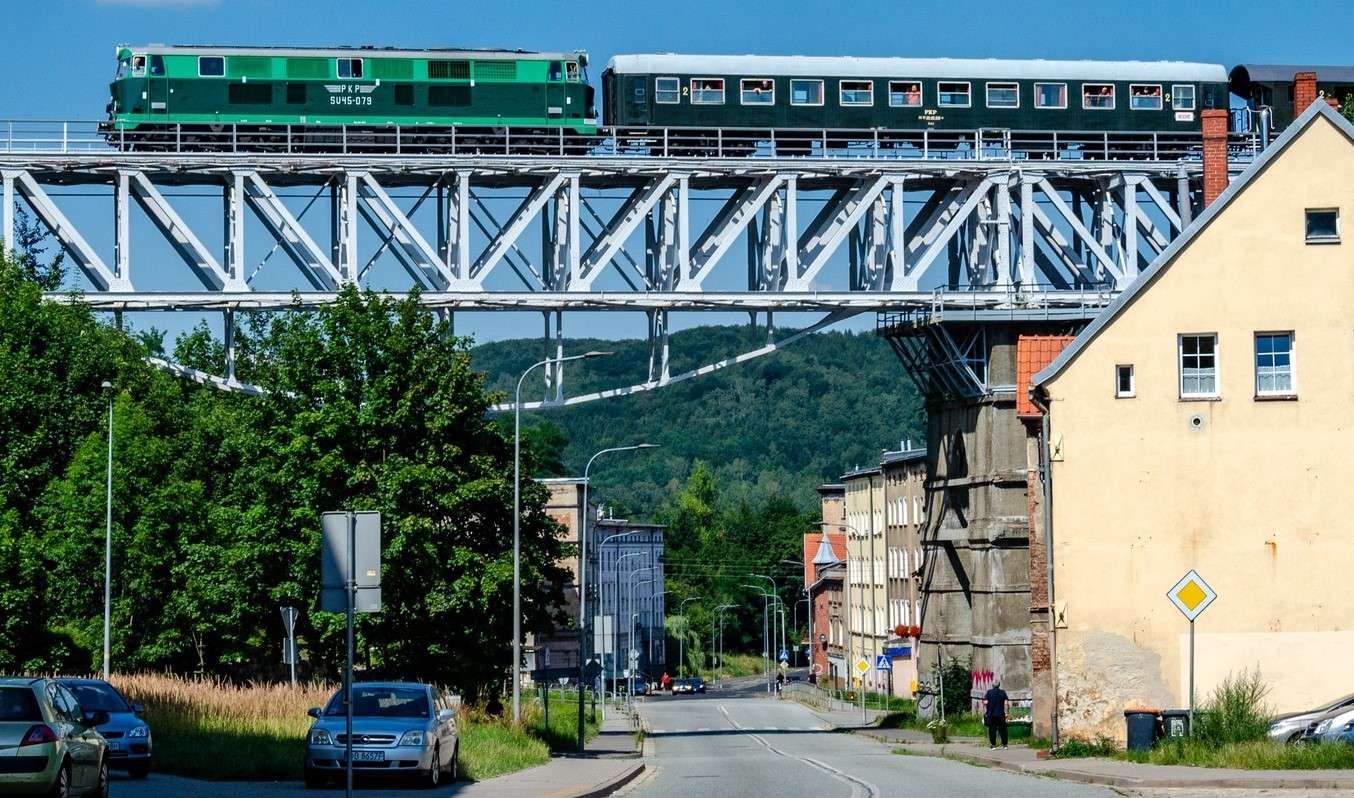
(568, 762, 646, 798)
(863, 731, 1354, 790)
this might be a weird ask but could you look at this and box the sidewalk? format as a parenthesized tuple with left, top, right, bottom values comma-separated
(456, 714, 643, 798)
(851, 725, 1354, 790)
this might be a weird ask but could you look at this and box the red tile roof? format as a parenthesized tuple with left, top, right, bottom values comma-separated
(1016, 335, 1075, 418)
(802, 531, 847, 585)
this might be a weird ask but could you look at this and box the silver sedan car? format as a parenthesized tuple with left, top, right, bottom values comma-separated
(304, 682, 458, 789)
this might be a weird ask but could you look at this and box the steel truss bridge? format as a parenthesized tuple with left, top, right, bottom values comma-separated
(0, 126, 1243, 406)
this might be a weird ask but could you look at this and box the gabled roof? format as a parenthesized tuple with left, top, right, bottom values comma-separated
(812, 532, 846, 565)
(1033, 101, 1354, 389)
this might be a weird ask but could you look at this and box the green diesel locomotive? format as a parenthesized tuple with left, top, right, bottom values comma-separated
(105, 44, 597, 149)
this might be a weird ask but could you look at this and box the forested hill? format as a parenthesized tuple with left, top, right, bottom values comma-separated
(472, 325, 924, 516)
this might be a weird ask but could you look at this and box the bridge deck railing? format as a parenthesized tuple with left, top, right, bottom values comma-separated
(1, 119, 1260, 162)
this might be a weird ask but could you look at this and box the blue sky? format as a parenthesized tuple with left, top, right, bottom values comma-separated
(7, 0, 1354, 345)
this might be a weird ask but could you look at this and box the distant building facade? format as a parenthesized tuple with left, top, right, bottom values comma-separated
(842, 464, 886, 693)
(810, 484, 848, 687)
(881, 443, 926, 696)
(1030, 103, 1354, 742)
(529, 478, 593, 678)
(593, 518, 665, 684)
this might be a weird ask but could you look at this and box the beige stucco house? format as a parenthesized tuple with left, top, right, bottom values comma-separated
(1031, 102, 1354, 742)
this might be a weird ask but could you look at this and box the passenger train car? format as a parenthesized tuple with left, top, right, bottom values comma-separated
(104, 44, 596, 148)
(1230, 64, 1354, 138)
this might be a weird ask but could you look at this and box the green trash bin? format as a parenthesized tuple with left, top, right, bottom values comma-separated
(1124, 707, 1161, 752)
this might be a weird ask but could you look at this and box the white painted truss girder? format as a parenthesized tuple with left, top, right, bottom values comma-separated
(2, 158, 1199, 307)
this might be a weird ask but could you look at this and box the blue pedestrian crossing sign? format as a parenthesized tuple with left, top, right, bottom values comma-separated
(778, 649, 789, 663)
(875, 655, 892, 671)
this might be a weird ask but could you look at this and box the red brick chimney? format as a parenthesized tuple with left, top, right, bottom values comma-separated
(1201, 109, 1229, 207)
(1295, 71, 1318, 116)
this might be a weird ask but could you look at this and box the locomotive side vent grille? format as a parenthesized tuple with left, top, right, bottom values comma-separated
(286, 58, 328, 80)
(429, 60, 471, 80)
(475, 61, 517, 81)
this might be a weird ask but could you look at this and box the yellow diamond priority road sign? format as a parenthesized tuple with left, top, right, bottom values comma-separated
(853, 657, 870, 676)
(1167, 570, 1217, 622)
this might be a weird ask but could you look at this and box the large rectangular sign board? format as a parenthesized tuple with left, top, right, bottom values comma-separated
(320, 511, 382, 613)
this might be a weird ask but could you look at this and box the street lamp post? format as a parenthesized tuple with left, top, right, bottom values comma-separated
(577, 444, 657, 751)
(513, 351, 610, 725)
(712, 604, 735, 683)
(779, 559, 808, 668)
(742, 584, 784, 693)
(677, 596, 703, 677)
(613, 550, 646, 702)
(628, 573, 657, 705)
(750, 574, 779, 689)
(101, 381, 114, 681)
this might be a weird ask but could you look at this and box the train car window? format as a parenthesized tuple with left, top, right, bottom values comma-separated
(567, 62, 580, 81)
(840, 80, 874, 106)
(1129, 84, 1162, 111)
(337, 58, 364, 79)
(889, 81, 922, 108)
(549, 62, 564, 82)
(655, 77, 680, 104)
(791, 79, 824, 106)
(938, 82, 971, 108)
(149, 55, 165, 77)
(691, 78, 725, 105)
(1172, 84, 1196, 111)
(1034, 83, 1067, 109)
(986, 82, 1019, 109)
(394, 84, 414, 105)
(741, 79, 775, 105)
(286, 82, 306, 105)
(1082, 83, 1115, 110)
(131, 55, 147, 77)
(198, 56, 225, 78)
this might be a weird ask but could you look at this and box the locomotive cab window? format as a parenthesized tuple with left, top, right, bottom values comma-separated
(889, 81, 922, 107)
(741, 79, 774, 105)
(1130, 84, 1162, 111)
(148, 55, 165, 76)
(654, 77, 680, 104)
(337, 58, 363, 79)
(938, 82, 971, 107)
(840, 80, 874, 106)
(198, 56, 224, 77)
(791, 79, 824, 105)
(691, 78, 725, 105)
(1083, 83, 1115, 110)
(567, 62, 580, 81)
(1172, 84, 1196, 111)
(986, 82, 1019, 108)
(549, 62, 563, 81)
(1035, 82, 1067, 109)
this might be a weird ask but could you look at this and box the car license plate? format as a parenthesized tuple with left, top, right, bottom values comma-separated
(351, 751, 384, 762)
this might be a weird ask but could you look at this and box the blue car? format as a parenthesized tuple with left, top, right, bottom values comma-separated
(58, 679, 152, 779)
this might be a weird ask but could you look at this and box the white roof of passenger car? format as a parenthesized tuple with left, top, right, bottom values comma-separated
(606, 54, 1227, 83)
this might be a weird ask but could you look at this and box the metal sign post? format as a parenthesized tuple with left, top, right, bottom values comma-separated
(280, 606, 299, 686)
(1167, 569, 1217, 735)
(321, 511, 381, 798)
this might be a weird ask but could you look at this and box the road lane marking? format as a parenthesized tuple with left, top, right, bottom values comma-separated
(718, 704, 881, 798)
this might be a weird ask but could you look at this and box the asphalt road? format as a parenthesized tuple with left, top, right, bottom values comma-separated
(624, 691, 1115, 798)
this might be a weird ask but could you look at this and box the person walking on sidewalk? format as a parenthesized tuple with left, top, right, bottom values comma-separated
(983, 680, 1010, 749)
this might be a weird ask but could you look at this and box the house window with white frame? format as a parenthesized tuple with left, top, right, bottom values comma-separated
(1115, 364, 1135, 398)
(1306, 208, 1340, 243)
(1179, 334, 1219, 398)
(1255, 332, 1295, 397)
(840, 80, 873, 106)
(690, 78, 724, 104)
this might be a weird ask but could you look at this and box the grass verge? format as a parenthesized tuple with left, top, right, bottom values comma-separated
(1121, 739, 1354, 769)
(716, 653, 765, 678)
(113, 673, 599, 782)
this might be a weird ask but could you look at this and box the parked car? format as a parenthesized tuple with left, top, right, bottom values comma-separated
(304, 682, 458, 789)
(1306, 705, 1354, 745)
(0, 677, 109, 797)
(1269, 693, 1354, 744)
(58, 678, 151, 778)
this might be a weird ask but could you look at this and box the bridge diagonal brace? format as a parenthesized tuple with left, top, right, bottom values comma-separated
(579, 195, 647, 290)
(1030, 202, 1099, 286)
(577, 175, 677, 289)
(239, 171, 342, 290)
(1034, 177, 1124, 287)
(789, 177, 891, 290)
(904, 176, 998, 288)
(353, 172, 455, 290)
(1138, 178, 1184, 233)
(682, 175, 784, 290)
(8, 170, 129, 291)
(471, 173, 567, 286)
(126, 171, 240, 291)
